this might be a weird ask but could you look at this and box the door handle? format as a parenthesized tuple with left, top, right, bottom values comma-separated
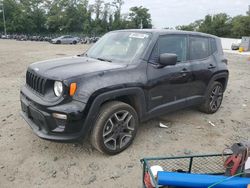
(221, 59, 228, 65)
(180, 68, 189, 73)
(208, 64, 216, 69)
(180, 68, 189, 77)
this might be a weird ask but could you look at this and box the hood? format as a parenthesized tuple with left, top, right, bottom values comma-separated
(28, 56, 127, 80)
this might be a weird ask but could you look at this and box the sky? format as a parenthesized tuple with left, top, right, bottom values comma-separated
(119, 0, 249, 28)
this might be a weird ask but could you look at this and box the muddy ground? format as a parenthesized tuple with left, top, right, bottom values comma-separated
(0, 39, 249, 188)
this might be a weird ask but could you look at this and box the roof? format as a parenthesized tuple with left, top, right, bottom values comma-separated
(114, 29, 218, 39)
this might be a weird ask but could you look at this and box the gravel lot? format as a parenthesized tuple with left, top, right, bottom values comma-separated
(0, 39, 250, 188)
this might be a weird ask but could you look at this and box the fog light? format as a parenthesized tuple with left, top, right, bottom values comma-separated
(52, 113, 67, 132)
(53, 119, 66, 132)
(52, 113, 67, 120)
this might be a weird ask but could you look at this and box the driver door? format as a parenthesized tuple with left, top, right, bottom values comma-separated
(146, 34, 194, 111)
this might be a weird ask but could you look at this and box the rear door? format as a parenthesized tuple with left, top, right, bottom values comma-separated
(67, 36, 74, 43)
(63, 36, 71, 44)
(188, 36, 217, 104)
(146, 34, 194, 110)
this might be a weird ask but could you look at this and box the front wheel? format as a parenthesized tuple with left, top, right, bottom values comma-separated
(199, 81, 224, 114)
(90, 101, 138, 155)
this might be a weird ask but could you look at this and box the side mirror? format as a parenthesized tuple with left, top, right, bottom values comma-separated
(159, 53, 177, 67)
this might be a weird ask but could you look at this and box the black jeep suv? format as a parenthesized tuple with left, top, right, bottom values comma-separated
(20, 29, 228, 155)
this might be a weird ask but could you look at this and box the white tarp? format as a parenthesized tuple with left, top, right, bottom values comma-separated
(220, 37, 241, 50)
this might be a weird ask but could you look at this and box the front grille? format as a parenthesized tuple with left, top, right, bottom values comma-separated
(26, 71, 47, 95)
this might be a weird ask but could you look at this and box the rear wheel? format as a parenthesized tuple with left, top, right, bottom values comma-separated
(90, 101, 138, 155)
(73, 40, 77, 44)
(199, 81, 224, 114)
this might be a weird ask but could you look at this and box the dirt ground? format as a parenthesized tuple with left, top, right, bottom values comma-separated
(0, 39, 249, 188)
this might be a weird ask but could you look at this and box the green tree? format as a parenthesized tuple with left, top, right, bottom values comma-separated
(0, 0, 34, 33)
(93, 0, 103, 20)
(176, 20, 202, 31)
(176, 13, 233, 37)
(247, 6, 250, 16)
(198, 13, 232, 37)
(101, 3, 110, 32)
(0, 0, 152, 35)
(128, 6, 152, 29)
(46, 0, 65, 32)
(231, 15, 250, 38)
(2, 1, 250, 38)
(111, 0, 124, 30)
(108, 13, 113, 30)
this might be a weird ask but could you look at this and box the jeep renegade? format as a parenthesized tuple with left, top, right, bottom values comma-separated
(20, 29, 228, 155)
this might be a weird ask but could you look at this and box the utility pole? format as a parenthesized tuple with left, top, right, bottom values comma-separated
(0, 0, 6, 35)
(140, 19, 143, 29)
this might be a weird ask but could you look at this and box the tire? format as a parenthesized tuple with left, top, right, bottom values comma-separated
(199, 81, 224, 114)
(56, 40, 61, 44)
(73, 40, 77, 44)
(90, 101, 138, 155)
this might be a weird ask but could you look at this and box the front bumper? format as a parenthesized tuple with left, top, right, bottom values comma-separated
(20, 88, 87, 142)
(20, 111, 83, 141)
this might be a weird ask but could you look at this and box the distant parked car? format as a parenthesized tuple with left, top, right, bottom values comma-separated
(1, 35, 9, 39)
(231, 40, 241, 50)
(30, 36, 38, 41)
(51, 35, 79, 44)
(43, 36, 52, 42)
(16, 35, 28, 41)
(80, 38, 88, 44)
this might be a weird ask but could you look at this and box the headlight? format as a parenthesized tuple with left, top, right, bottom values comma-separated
(54, 81, 63, 97)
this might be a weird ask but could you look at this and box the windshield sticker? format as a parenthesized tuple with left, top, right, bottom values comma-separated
(129, 33, 149, 39)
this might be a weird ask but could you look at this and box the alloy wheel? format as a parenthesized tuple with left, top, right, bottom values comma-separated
(209, 85, 223, 111)
(102, 110, 135, 151)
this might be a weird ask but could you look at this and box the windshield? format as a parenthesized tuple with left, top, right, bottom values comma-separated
(86, 31, 150, 62)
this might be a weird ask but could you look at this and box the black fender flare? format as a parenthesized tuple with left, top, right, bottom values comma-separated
(79, 87, 147, 139)
(207, 72, 229, 93)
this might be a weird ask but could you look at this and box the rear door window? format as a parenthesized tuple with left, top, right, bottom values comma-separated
(189, 36, 209, 60)
(210, 38, 217, 54)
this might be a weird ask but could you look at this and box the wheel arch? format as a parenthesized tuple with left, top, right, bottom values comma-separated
(88, 87, 147, 119)
(208, 71, 229, 92)
(101, 95, 142, 118)
(215, 77, 227, 90)
(80, 87, 147, 139)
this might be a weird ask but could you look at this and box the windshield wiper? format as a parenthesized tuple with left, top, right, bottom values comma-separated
(77, 52, 88, 57)
(97, 57, 112, 62)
